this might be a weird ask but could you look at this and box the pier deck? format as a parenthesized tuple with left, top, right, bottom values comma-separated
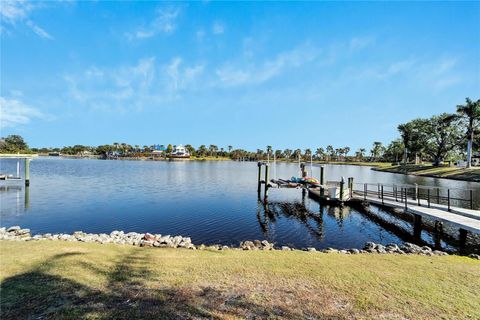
(352, 194, 480, 234)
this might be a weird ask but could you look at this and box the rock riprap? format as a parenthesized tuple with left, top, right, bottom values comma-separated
(0, 227, 475, 257)
(0, 227, 194, 249)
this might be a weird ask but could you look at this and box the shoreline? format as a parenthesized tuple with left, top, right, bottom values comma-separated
(2, 226, 479, 258)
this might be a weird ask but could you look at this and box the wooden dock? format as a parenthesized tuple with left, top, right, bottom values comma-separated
(256, 161, 479, 248)
(353, 194, 480, 234)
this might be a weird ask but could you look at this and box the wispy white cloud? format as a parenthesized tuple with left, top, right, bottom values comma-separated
(26, 20, 53, 39)
(126, 6, 181, 40)
(0, 96, 45, 128)
(0, 0, 53, 39)
(216, 44, 319, 87)
(212, 21, 224, 35)
(349, 36, 375, 50)
(65, 56, 205, 112)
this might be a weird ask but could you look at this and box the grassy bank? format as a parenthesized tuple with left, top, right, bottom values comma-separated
(1, 241, 479, 319)
(375, 165, 480, 182)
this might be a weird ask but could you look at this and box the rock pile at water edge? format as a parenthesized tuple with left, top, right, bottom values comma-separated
(1, 226, 478, 258)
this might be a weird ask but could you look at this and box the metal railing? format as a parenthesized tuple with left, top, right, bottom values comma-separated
(352, 183, 476, 210)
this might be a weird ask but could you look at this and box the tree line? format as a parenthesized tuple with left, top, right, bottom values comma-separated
(1, 97, 478, 166)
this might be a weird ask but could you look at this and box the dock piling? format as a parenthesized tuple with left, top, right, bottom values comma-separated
(264, 163, 270, 199)
(447, 189, 451, 211)
(459, 228, 468, 251)
(24, 158, 30, 186)
(381, 185, 384, 205)
(413, 214, 422, 240)
(320, 166, 325, 197)
(257, 162, 262, 194)
(339, 177, 345, 201)
(470, 190, 473, 210)
(348, 177, 353, 198)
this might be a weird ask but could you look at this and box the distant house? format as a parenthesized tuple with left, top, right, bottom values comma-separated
(456, 151, 480, 167)
(473, 151, 480, 167)
(151, 144, 166, 157)
(169, 144, 190, 158)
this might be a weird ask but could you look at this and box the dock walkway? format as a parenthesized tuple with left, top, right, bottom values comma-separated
(352, 193, 480, 234)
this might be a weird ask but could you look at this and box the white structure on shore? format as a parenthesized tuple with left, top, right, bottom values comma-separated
(170, 145, 190, 158)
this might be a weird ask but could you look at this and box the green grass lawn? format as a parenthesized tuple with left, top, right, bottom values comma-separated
(376, 165, 480, 182)
(1, 241, 479, 319)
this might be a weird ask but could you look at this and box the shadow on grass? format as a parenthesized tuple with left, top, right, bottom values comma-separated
(1, 249, 313, 319)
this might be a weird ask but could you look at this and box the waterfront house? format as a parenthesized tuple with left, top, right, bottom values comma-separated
(170, 144, 190, 158)
(151, 145, 166, 157)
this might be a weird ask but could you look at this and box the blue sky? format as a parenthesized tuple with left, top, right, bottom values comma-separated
(1, 1, 479, 151)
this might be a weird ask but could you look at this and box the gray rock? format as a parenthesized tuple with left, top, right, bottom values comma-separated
(7, 226, 20, 233)
(307, 247, 317, 252)
(363, 242, 376, 250)
(468, 254, 480, 260)
(281, 246, 291, 251)
(348, 248, 360, 254)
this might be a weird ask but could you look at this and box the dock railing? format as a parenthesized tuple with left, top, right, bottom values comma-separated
(352, 183, 476, 211)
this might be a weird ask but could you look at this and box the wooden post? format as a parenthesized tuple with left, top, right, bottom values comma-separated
(339, 177, 345, 201)
(447, 189, 451, 211)
(381, 185, 384, 205)
(459, 228, 468, 252)
(437, 188, 440, 204)
(257, 162, 262, 194)
(264, 163, 270, 199)
(433, 221, 443, 250)
(24, 158, 30, 186)
(404, 188, 408, 209)
(427, 189, 430, 208)
(394, 185, 397, 202)
(300, 163, 307, 178)
(470, 190, 473, 210)
(364, 183, 367, 201)
(320, 166, 325, 197)
(348, 177, 353, 198)
(417, 187, 421, 206)
(377, 183, 380, 198)
(414, 183, 418, 200)
(413, 214, 422, 240)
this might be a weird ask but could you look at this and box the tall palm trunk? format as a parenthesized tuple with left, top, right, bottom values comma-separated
(466, 118, 473, 168)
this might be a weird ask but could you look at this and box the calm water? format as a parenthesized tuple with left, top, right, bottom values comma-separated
(1, 158, 479, 251)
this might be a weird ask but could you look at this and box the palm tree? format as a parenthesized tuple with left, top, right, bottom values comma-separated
(456, 98, 480, 168)
(315, 147, 325, 160)
(371, 142, 384, 162)
(283, 149, 292, 160)
(326, 145, 335, 161)
(209, 145, 218, 157)
(294, 149, 302, 161)
(228, 145, 233, 153)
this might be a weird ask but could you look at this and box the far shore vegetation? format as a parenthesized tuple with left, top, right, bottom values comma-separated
(1, 241, 479, 319)
(1, 97, 478, 180)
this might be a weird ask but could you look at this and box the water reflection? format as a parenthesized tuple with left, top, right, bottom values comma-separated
(257, 198, 325, 242)
(0, 185, 30, 217)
